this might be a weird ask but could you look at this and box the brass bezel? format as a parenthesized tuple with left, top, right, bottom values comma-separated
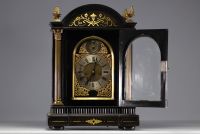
(72, 36, 114, 100)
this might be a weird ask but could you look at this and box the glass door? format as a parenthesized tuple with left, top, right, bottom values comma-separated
(120, 29, 168, 107)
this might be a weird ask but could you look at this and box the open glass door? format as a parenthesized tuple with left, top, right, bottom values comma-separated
(120, 29, 168, 107)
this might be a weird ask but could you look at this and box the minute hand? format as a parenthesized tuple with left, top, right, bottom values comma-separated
(91, 61, 97, 79)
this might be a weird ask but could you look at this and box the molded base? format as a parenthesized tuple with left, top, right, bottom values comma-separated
(48, 114, 139, 130)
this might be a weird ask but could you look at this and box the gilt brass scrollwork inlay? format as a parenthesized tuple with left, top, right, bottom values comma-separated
(69, 13, 116, 27)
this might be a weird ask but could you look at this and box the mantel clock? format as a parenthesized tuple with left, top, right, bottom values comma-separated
(48, 4, 168, 130)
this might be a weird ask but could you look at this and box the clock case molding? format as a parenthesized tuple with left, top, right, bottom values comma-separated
(48, 4, 168, 130)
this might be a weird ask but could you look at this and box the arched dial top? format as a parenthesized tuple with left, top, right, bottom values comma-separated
(72, 36, 114, 100)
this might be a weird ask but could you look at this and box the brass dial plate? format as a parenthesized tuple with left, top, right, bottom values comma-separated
(72, 36, 114, 100)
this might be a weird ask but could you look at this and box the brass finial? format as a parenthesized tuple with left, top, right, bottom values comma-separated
(52, 6, 61, 22)
(122, 5, 135, 23)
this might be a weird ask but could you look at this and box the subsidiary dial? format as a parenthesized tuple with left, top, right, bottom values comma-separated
(85, 40, 101, 54)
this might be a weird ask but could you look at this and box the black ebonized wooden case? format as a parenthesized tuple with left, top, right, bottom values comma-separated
(48, 4, 168, 130)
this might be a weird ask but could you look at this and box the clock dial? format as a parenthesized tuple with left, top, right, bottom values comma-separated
(73, 36, 114, 100)
(76, 55, 111, 90)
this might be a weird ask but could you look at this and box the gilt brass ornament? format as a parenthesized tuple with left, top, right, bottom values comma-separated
(122, 5, 135, 23)
(85, 118, 102, 125)
(52, 6, 61, 22)
(69, 13, 116, 27)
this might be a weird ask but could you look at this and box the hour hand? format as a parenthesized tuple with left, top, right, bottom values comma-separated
(85, 77, 90, 85)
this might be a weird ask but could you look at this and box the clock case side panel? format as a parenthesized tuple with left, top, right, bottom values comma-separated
(61, 28, 120, 106)
(119, 28, 168, 107)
